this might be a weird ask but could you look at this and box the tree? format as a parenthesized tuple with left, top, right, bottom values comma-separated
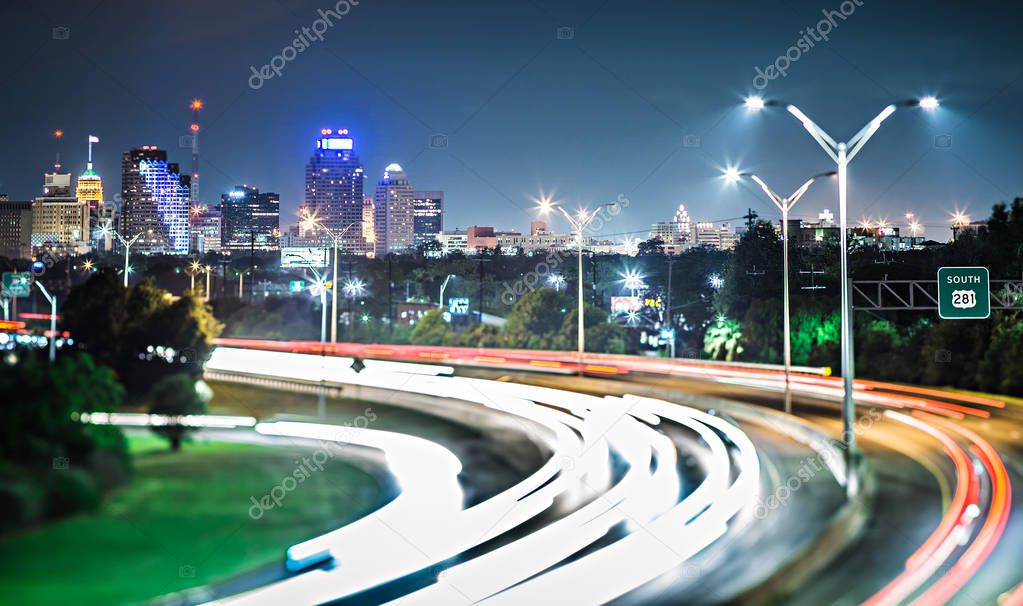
(637, 237, 666, 256)
(64, 273, 222, 395)
(0, 353, 129, 530)
(714, 221, 783, 320)
(411, 309, 453, 346)
(703, 315, 743, 361)
(559, 303, 625, 353)
(502, 288, 573, 349)
(148, 374, 210, 451)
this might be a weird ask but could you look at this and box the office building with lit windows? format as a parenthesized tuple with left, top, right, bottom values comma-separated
(32, 172, 90, 256)
(373, 164, 414, 255)
(412, 190, 444, 246)
(220, 185, 280, 251)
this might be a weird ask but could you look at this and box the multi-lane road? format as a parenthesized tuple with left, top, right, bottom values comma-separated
(105, 339, 1022, 605)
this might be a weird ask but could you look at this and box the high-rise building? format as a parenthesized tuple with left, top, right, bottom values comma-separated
(220, 185, 280, 251)
(0, 198, 33, 260)
(120, 146, 191, 255)
(373, 164, 414, 255)
(690, 222, 739, 250)
(190, 208, 222, 254)
(32, 172, 90, 257)
(75, 166, 103, 214)
(304, 128, 369, 254)
(649, 204, 693, 245)
(412, 190, 444, 246)
(362, 195, 375, 248)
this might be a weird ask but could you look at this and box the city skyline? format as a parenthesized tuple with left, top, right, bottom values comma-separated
(2, 0, 1022, 240)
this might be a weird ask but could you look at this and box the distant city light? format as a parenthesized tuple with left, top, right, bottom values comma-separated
(547, 274, 566, 289)
(708, 273, 724, 289)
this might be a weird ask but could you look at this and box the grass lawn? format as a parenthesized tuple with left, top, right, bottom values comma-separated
(205, 379, 480, 444)
(0, 434, 382, 606)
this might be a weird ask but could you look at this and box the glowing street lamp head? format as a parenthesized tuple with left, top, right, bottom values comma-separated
(190, 99, 203, 110)
(343, 278, 366, 297)
(534, 194, 556, 215)
(919, 96, 940, 111)
(722, 166, 743, 183)
(620, 268, 645, 292)
(708, 273, 724, 289)
(744, 95, 765, 111)
(950, 210, 970, 227)
(189, 260, 202, 273)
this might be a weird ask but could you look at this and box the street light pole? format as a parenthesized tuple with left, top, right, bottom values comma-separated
(553, 203, 613, 359)
(103, 221, 142, 288)
(747, 172, 831, 413)
(745, 95, 938, 487)
(438, 274, 455, 310)
(299, 211, 355, 344)
(34, 281, 57, 363)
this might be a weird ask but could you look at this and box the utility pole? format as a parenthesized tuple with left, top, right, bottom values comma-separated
(387, 255, 393, 337)
(743, 208, 760, 231)
(665, 256, 675, 358)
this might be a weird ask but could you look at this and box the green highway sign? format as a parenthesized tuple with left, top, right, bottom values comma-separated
(937, 266, 990, 319)
(289, 280, 306, 293)
(2, 272, 31, 298)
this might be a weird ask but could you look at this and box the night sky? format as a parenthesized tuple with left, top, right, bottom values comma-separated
(3, 0, 1022, 241)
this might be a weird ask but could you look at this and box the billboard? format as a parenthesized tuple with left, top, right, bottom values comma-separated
(610, 296, 642, 315)
(281, 247, 329, 268)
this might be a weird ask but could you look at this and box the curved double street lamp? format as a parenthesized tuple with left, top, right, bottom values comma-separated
(300, 209, 356, 344)
(724, 168, 836, 413)
(99, 220, 143, 288)
(535, 195, 615, 359)
(743, 94, 940, 470)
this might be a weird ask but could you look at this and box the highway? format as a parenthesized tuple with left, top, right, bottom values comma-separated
(99, 338, 1022, 605)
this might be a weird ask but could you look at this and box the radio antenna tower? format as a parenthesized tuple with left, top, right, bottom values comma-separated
(53, 129, 64, 170)
(189, 99, 202, 206)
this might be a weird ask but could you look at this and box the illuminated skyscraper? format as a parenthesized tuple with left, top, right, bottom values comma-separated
(373, 164, 414, 255)
(75, 135, 103, 213)
(120, 146, 191, 255)
(412, 190, 444, 246)
(304, 128, 369, 254)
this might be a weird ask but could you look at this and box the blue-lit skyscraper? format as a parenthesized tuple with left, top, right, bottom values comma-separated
(304, 128, 370, 255)
(120, 146, 191, 254)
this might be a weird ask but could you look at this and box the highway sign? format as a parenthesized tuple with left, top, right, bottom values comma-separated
(288, 280, 306, 293)
(448, 297, 470, 315)
(937, 266, 990, 319)
(280, 246, 329, 268)
(2, 272, 31, 298)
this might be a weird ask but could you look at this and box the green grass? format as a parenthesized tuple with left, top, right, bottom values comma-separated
(0, 435, 382, 606)
(204, 379, 479, 443)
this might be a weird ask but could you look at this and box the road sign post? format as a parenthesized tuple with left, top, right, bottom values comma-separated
(937, 267, 990, 319)
(2, 272, 31, 298)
